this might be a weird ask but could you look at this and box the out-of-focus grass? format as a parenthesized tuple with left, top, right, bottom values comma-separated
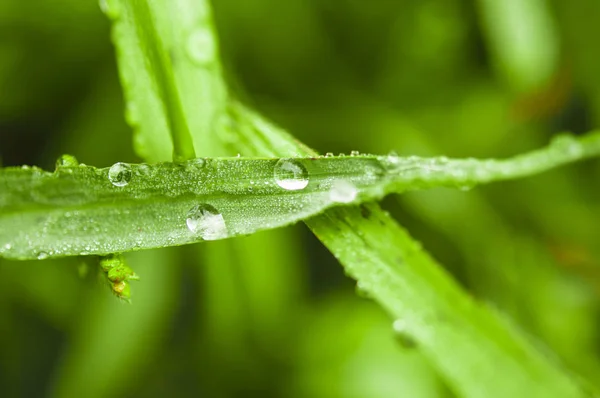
(0, 0, 599, 397)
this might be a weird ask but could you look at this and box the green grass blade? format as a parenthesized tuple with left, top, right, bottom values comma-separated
(2, 134, 600, 260)
(105, 0, 228, 160)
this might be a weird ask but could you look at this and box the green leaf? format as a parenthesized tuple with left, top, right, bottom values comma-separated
(2, 133, 600, 260)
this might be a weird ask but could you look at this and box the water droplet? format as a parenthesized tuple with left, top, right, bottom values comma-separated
(186, 28, 215, 65)
(350, 150, 360, 156)
(355, 281, 372, 299)
(329, 180, 358, 203)
(186, 204, 228, 241)
(55, 154, 79, 168)
(136, 164, 154, 177)
(37, 252, 49, 260)
(392, 319, 417, 348)
(274, 159, 309, 190)
(324, 152, 334, 158)
(188, 158, 206, 171)
(108, 162, 132, 187)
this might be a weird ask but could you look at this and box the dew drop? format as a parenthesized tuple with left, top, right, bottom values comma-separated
(136, 164, 154, 177)
(274, 159, 309, 190)
(186, 28, 215, 66)
(329, 180, 358, 203)
(350, 150, 360, 156)
(355, 281, 372, 299)
(0, 243, 11, 253)
(324, 152, 334, 158)
(37, 252, 49, 260)
(186, 204, 228, 241)
(108, 162, 132, 187)
(55, 154, 79, 168)
(189, 158, 206, 171)
(392, 319, 417, 348)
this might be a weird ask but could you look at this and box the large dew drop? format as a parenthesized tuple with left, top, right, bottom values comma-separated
(274, 159, 309, 190)
(186, 204, 228, 241)
(329, 180, 358, 203)
(108, 162, 132, 187)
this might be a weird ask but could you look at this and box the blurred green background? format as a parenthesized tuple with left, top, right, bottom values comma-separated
(1, 0, 600, 397)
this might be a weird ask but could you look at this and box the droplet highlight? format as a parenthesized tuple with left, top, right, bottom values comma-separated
(274, 159, 309, 191)
(329, 180, 358, 203)
(186, 204, 228, 241)
(108, 162, 132, 187)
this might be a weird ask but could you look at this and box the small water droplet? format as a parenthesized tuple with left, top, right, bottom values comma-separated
(186, 28, 215, 65)
(274, 159, 309, 190)
(392, 319, 417, 348)
(186, 204, 228, 241)
(355, 281, 372, 299)
(350, 150, 360, 156)
(188, 158, 206, 171)
(324, 152, 334, 158)
(136, 164, 154, 177)
(108, 162, 132, 187)
(329, 180, 358, 203)
(37, 252, 49, 260)
(339, 152, 346, 157)
(55, 154, 79, 168)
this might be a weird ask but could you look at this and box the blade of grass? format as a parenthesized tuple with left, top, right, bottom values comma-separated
(2, 136, 600, 260)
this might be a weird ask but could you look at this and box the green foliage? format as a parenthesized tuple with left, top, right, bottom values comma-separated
(3, 135, 600, 260)
(1, 0, 600, 397)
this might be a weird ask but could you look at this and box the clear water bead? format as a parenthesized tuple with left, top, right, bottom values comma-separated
(37, 252, 49, 260)
(186, 204, 227, 241)
(274, 159, 309, 190)
(392, 319, 417, 348)
(55, 154, 79, 168)
(329, 180, 358, 203)
(108, 162, 132, 187)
